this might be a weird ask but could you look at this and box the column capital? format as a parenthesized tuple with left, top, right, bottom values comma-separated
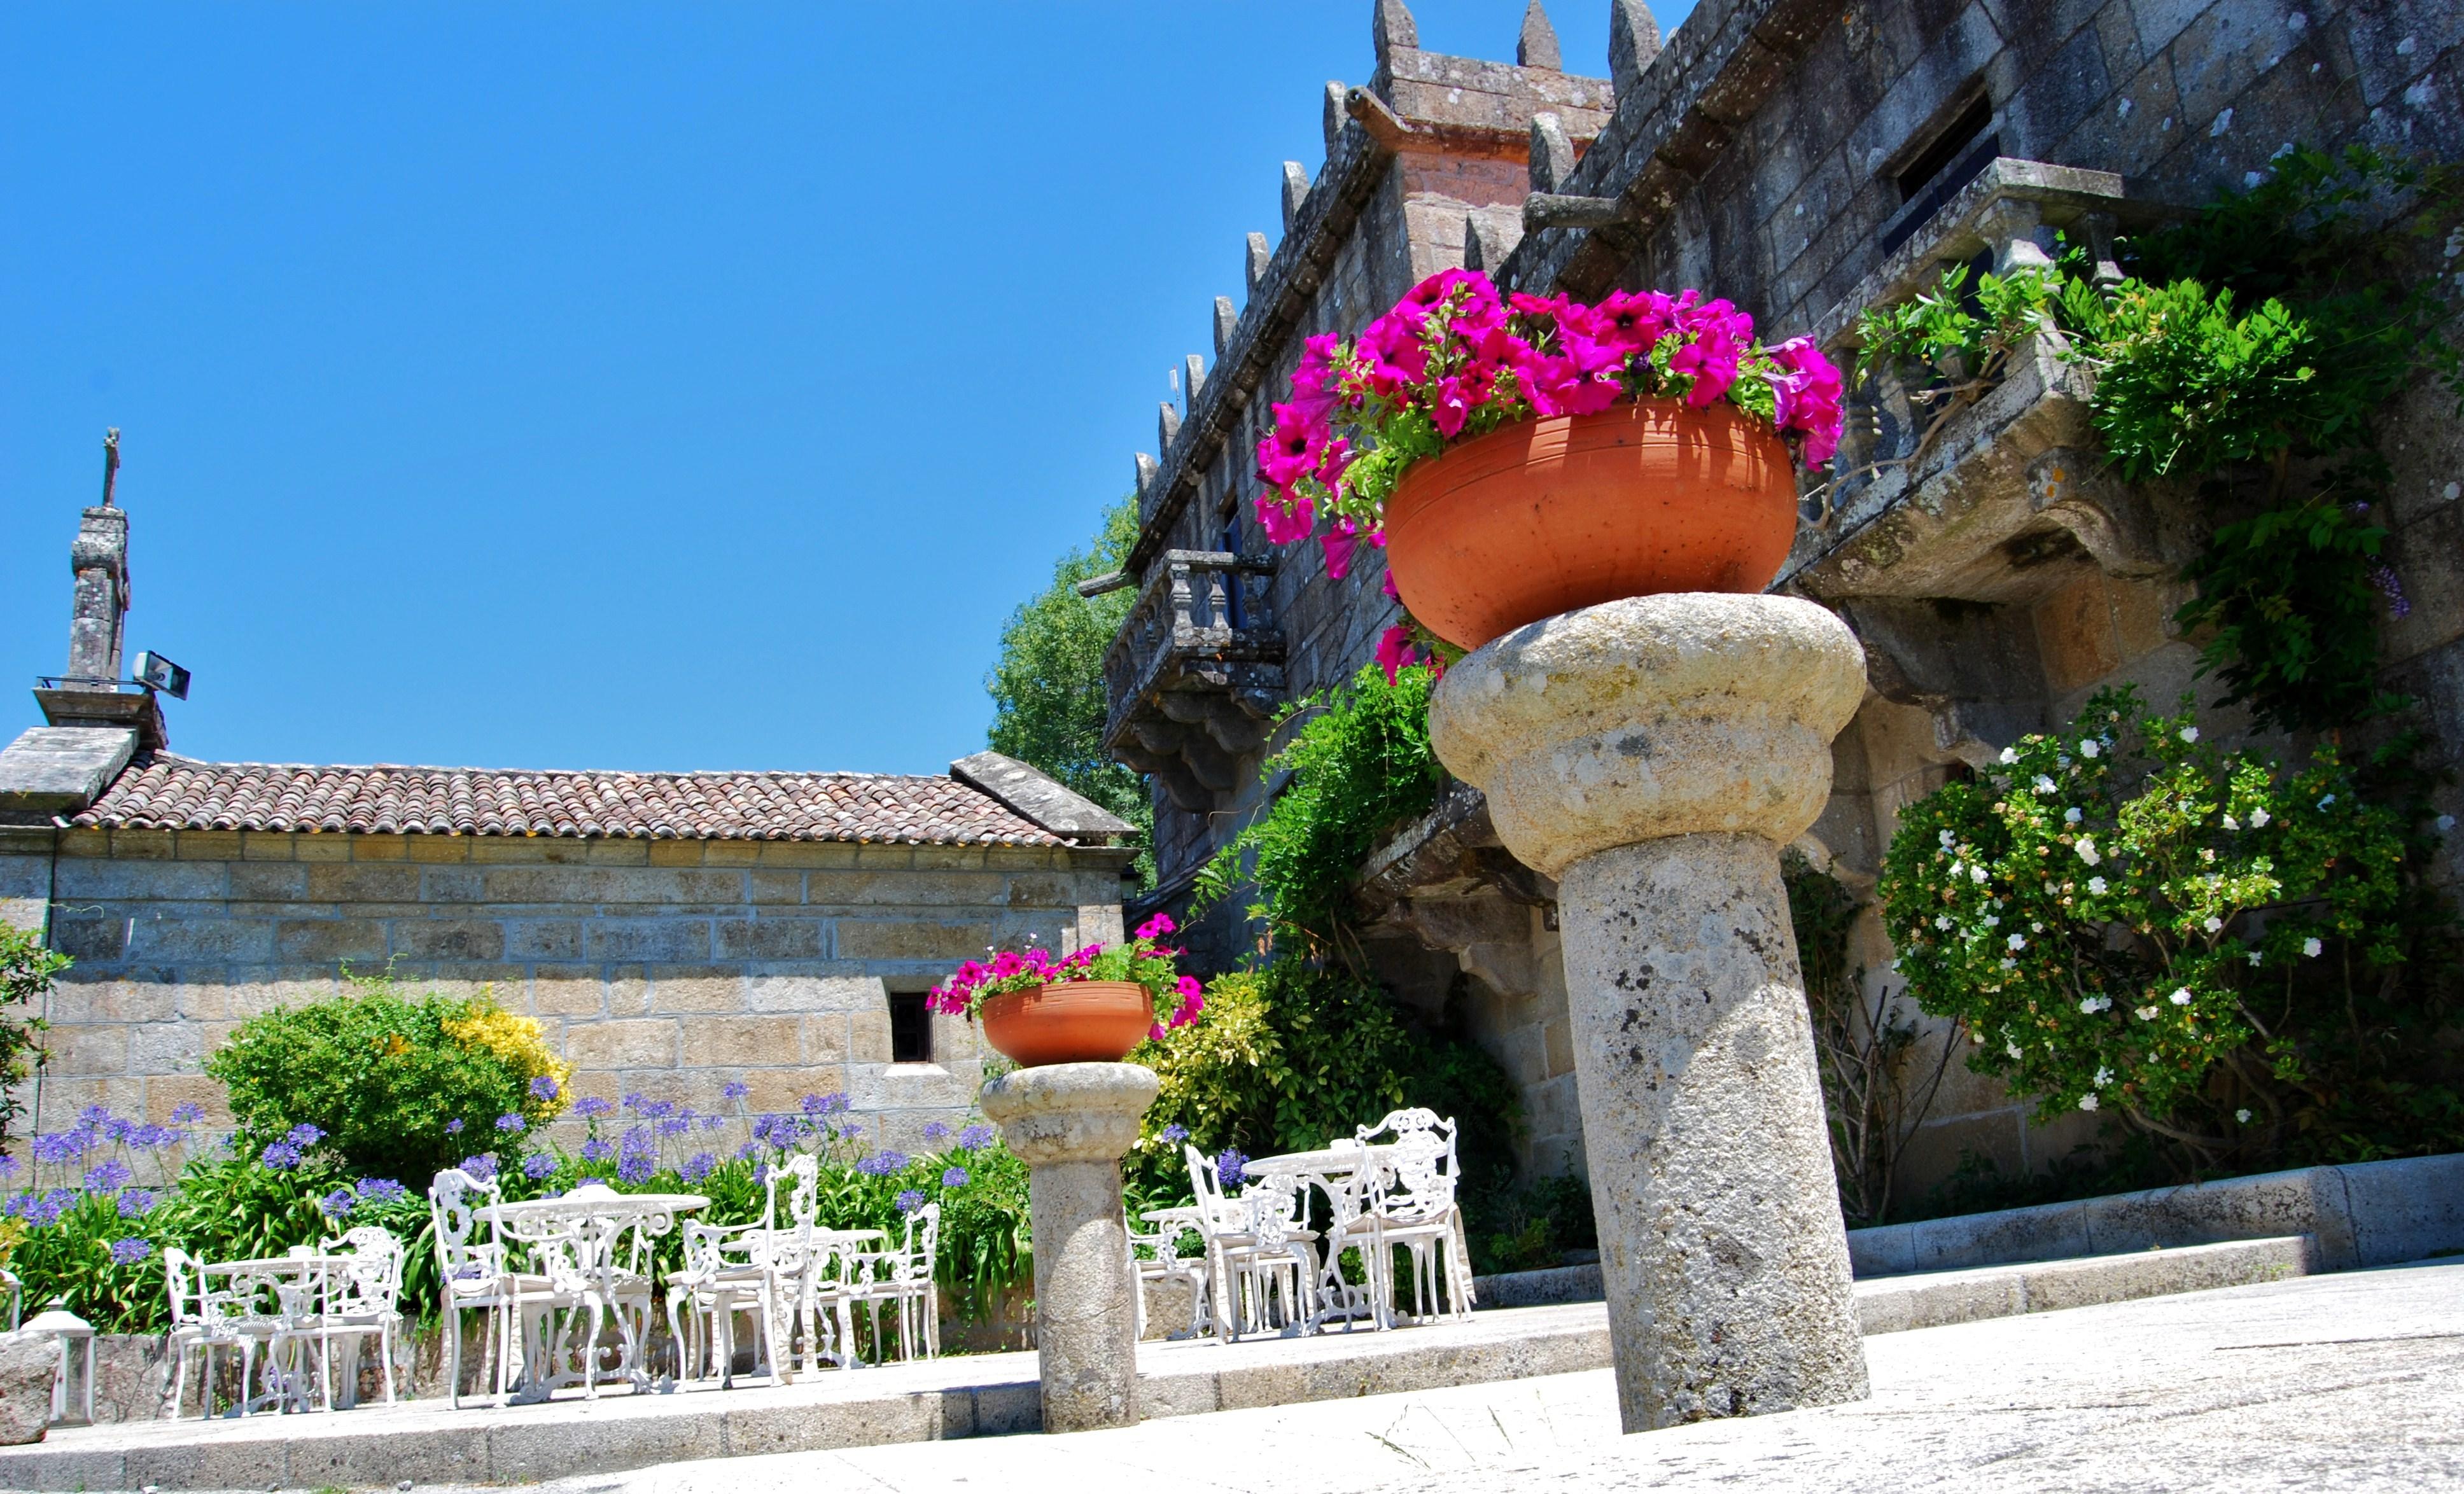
(1428, 593, 1865, 878)
(979, 1061, 1158, 1166)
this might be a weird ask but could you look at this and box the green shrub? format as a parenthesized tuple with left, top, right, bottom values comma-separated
(1123, 964, 1521, 1209)
(0, 926, 61, 1150)
(203, 973, 570, 1185)
(1879, 687, 2461, 1175)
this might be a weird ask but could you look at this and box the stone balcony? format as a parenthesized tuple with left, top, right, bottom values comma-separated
(1100, 550, 1284, 813)
(1778, 158, 2198, 767)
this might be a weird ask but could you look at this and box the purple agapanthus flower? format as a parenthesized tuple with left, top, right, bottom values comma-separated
(354, 1178, 411, 1204)
(573, 1096, 615, 1119)
(317, 1187, 356, 1218)
(941, 1166, 969, 1189)
(169, 1102, 206, 1125)
(1216, 1149, 1250, 1187)
(734, 1140, 762, 1162)
(0, 1157, 20, 1182)
(1158, 1123, 1189, 1143)
(855, 1152, 909, 1177)
(77, 1105, 111, 1129)
(659, 1117, 691, 1138)
(799, 1094, 828, 1115)
(522, 1153, 558, 1180)
(700, 1113, 727, 1132)
(459, 1154, 498, 1183)
(581, 1138, 615, 1162)
(110, 1238, 153, 1266)
(495, 1112, 526, 1133)
(895, 1189, 927, 1213)
(260, 1140, 304, 1170)
(82, 1159, 134, 1193)
(445, 1118, 466, 1134)
(529, 1074, 561, 1101)
(285, 1123, 326, 1148)
(117, 1188, 157, 1218)
(956, 1124, 995, 1152)
(922, 1121, 950, 1142)
(32, 1133, 83, 1166)
(616, 1152, 655, 1185)
(680, 1152, 717, 1183)
(721, 1081, 751, 1103)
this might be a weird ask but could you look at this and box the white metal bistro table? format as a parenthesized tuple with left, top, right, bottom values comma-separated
(198, 1248, 354, 1414)
(479, 1185, 706, 1400)
(1240, 1141, 1411, 1331)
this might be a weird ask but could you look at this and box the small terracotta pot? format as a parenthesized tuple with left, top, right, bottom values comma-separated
(978, 981, 1157, 1068)
(1382, 399, 1800, 652)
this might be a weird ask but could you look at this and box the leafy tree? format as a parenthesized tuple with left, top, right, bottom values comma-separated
(985, 494, 1152, 883)
(0, 924, 62, 1149)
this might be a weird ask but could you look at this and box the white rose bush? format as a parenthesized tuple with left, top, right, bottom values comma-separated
(1879, 688, 2454, 1164)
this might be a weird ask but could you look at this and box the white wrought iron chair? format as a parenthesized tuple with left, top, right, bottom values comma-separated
(667, 1153, 832, 1386)
(1182, 1145, 1319, 1342)
(163, 1246, 273, 1418)
(1126, 1205, 1211, 1339)
(307, 1224, 407, 1408)
(429, 1167, 576, 1407)
(1352, 1109, 1474, 1323)
(840, 1202, 942, 1363)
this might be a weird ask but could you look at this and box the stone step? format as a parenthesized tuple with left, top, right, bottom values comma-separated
(1852, 1234, 2320, 1334)
(7, 1239, 2321, 1491)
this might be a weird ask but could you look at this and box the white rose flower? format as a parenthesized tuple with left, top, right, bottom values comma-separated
(2006, 1041, 2023, 1059)
(2169, 987, 2193, 1005)
(2076, 837, 2101, 865)
(1982, 913, 2000, 927)
(1970, 865, 1989, 884)
(2008, 933, 2027, 951)
(2223, 814, 2240, 830)
(1999, 746, 2020, 764)
(2303, 937, 2323, 958)
(2065, 806, 2083, 824)
(2135, 1005, 2159, 1021)
(2078, 1093, 2100, 1111)
(2087, 876, 2108, 895)
(2248, 949, 2263, 965)
(2317, 794, 2336, 810)
(2092, 1066, 2112, 1088)
(2033, 774, 2058, 795)
(2180, 726, 2199, 743)
(1939, 828, 1957, 849)
(2236, 1109, 2252, 1124)
(1948, 861, 1963, 879)
(2078, 996, 2099, 1014)
(1935, 914, 1953, 931)
(2202, 916, 2223, 933)
(1999, 958, 2017, 970)
(2250, 807, 2271, 827)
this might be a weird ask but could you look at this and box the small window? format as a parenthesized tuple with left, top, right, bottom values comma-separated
(889, 991, 933, 1065)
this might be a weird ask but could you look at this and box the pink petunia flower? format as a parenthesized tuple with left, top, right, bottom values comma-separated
(1137, 912, 1177, 940)
(1320, 518, 1361, 580)
(1375, 624, 1422, 685)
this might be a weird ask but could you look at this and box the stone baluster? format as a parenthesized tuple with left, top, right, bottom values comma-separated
(1427, 593, 1871, 1434)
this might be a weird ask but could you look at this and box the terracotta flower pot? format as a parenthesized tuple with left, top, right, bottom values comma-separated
(1382, 399, 1800, 652)
(979, 981, 1156, 1068)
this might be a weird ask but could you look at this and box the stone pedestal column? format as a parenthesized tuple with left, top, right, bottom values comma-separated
(1427, 593, 1871, 1432)
(978, 1061, 1159, 1433)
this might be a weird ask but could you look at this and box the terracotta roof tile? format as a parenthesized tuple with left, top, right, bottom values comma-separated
(71, 755, 1069, 846)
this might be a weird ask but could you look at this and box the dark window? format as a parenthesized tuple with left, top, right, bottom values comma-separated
(1896, 91, 1996, 204)
(889, 991, 932, 1064)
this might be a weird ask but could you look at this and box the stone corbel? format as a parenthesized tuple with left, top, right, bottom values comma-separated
(2027, 448, 2170, 578)
(1839, 598, 2048, 769)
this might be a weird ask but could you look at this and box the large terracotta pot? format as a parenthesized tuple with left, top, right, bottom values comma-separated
(1382, 398, 1799, 652)
(979, 981, 1156, 1068)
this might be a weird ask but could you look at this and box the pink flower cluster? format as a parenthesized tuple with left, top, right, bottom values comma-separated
(1249, 268, 1847, 658)
(927, 913, 1203, 1037)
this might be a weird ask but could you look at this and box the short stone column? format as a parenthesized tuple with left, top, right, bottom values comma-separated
(978, 1061, 1159, 1433)
(1427, 592, 1870, 1432)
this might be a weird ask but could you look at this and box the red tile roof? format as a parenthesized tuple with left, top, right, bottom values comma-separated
(70, 755, 1070, 845)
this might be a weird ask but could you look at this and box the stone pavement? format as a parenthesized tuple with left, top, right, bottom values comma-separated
(508, 1258, 2462, 1494)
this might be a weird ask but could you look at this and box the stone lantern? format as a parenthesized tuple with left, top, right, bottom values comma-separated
(22, 1300, 95, 1427)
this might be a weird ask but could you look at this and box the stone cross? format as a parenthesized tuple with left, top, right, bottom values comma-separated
(1428, 593, 1871, 1432)
(979, 1062, 1159, 1433)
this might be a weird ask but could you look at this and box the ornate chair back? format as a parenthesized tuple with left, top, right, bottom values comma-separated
(428, 1168, 508, 1297)
(319, 1225, 406, 1318)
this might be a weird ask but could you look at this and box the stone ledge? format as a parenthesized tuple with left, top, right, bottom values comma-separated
(1853, 1235, 2319, 1335)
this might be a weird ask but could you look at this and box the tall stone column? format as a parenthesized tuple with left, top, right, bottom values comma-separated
(1427, 593, 1870, 1432)
(978, 1061, 1158, 1433)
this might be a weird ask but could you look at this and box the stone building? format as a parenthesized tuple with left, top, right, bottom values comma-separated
(0, 500, 1137, 1151)
(1100, 0, 2463, 1199)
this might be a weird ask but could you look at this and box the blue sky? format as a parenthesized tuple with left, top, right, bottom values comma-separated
(3, 2, 1684, 776)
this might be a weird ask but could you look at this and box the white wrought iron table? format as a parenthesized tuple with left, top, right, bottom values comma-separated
(199, 1249, 355, 1413)
(479, 1185, 706, 1399)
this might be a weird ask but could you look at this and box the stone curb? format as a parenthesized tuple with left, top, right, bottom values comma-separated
(1852, 1234, 2320, 1334)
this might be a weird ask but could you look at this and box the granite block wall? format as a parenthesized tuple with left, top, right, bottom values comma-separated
(0, 827, 1133, 1155)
